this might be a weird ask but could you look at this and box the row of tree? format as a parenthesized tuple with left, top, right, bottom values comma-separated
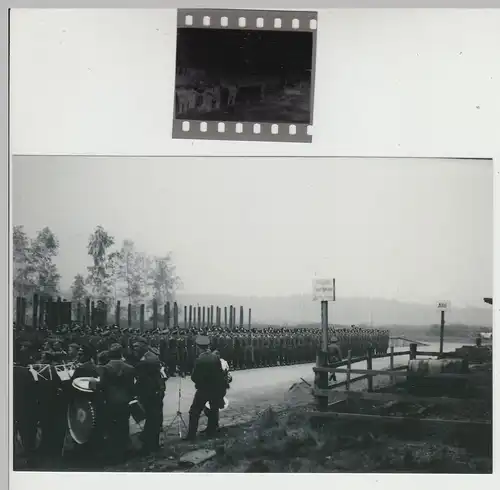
(13, 225, 181, 314)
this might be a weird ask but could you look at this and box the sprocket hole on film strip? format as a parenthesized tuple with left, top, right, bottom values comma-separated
(180, 121, 313, 137)
(184, 13, 318, 31)
(173, 9, 317, 143)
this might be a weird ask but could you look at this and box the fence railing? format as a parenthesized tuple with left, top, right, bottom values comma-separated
(312, 343, 492, 417)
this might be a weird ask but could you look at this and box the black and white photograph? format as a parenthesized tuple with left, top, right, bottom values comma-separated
(11, 156, 493, 474)
(172, 9, 316, 142)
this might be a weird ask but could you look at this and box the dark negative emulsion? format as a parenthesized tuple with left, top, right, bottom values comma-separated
(172, 9, 317, 143)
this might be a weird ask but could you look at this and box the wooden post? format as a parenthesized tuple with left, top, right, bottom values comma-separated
(63, 299, 70, 325)
(202, 307, 206, 328)
(224, 307, 228, 328)
(321, 301, 329, 351)
(76, 302, 82, 323)
(32, 293, 39, 330)
(346, 349, 352, 391)
(210, 305, 214, 326)
(86, 298, 91, 326)
(174, 302, 179, 327)
(315, 351, 329, 410)
(56, 297, 62, 327)
(139, 304, 145, 331)
(166, 302, 171, 328)
(15, 297, 21, 327)
(439, 310, 445, 354)
(390, 345, 395, 385)
(48, 297, 54, 330)
(197, 306, 201, 329)
(367, 347, 373, 392)
(248, 308, 252, 329)
(239, 306, 244, 328)
(184, 305, 188, 329)
(229, 306, 233, 329)
(90, 300, 96, 328)
(20, 296, 26, 327)
(128, 303, 132, 327)
(410, 342, 417, 360)
(152, 299, 157, 329)
(38, 297, 45, 329)
(188, 305, 193, 328)
(115, 300, 121, 327)
(233, 307, 236, 327)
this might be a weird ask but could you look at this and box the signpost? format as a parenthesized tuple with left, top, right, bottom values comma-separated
(313, 278, 336, 349)
(313, 278, 336, 410)
(436, 300, 450, 354)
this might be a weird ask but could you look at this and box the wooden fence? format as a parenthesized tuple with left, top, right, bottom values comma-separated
(311, 342, 492, 430)
(14, 294, 252, 332)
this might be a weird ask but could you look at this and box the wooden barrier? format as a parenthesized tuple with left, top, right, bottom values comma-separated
(313, 340, 491, 432)
(306, 410, 491, 429)
(313, 366, 486, 380)
(312, 389, 487, 408)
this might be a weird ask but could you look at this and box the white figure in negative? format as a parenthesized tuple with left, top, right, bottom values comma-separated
(199, 86, 221, 112)
(220, 80, 239, 107)
(227, 85, 238, 106)
(176, 88, 197, 114)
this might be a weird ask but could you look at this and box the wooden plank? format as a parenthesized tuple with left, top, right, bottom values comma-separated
(372, 351, 411, 360)
(390, 346, 395, 384)
(313, 366, 482, 380)
(328, 365, 408, 389)
(313, 389, 486, 407)
(366, 348, 373, 392)
(179, 448, 216, 466)
(345, 350, 352, 391)
(307, 411, 491, 428)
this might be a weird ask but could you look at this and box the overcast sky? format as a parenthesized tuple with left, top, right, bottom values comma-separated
(12, 156, 492, 308)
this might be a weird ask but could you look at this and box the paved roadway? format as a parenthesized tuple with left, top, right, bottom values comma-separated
(131, 341, 470, 435)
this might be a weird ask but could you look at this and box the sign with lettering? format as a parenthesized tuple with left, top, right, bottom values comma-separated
(313, 278, 336, 301)
(436, 300, 450, 311)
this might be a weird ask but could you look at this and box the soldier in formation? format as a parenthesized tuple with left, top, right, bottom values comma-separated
(14, 322, 390, 375)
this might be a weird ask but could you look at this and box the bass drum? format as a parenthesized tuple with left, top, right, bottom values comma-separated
(67, 377, 101, 446)
(67, 396, 99, 445)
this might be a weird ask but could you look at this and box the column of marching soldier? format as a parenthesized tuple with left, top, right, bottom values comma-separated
(15, 323, 390, 375)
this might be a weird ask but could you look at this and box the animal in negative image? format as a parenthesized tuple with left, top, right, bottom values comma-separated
(174, 29, 314, 123)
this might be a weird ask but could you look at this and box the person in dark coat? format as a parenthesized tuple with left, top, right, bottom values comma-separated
(72, 345, 99, 379)
(133, 341, 166, 454)
(13, 351, 38, 464)
(37, 351, 67, 468)
(327, 336, 343, 382)
(184, 336, 226, 440)
(99, 343, 136, 463)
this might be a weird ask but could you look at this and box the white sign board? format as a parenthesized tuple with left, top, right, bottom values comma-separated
(436, 300, 450, 311)
(313, 278, 336, 301)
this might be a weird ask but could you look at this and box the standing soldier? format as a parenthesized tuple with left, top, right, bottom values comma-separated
(177, 331, 187, 376)
(133, 340, 166, 455)
(260, 329, 269, 367)
(243, 329, 252, 369)
(167, 331, 177, 377)
(98, 343, 136, 464)
(183, 336, 226, 441)
(232, 330, 240, 370)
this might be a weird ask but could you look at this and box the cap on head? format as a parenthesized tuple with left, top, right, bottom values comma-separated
(195, 335, 210, 347)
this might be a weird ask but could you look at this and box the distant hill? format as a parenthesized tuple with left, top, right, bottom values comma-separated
(175, 293, 492, 327)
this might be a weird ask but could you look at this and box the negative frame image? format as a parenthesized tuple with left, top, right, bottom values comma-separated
(172, 9, 317, 143)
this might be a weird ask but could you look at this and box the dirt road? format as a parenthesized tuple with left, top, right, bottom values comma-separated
(131, 345, 428, 435)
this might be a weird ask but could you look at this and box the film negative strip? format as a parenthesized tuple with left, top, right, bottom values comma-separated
(173, 9, 317, 143)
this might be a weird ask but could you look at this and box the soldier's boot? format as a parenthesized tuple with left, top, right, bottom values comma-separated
(183, 413, 199, 441)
